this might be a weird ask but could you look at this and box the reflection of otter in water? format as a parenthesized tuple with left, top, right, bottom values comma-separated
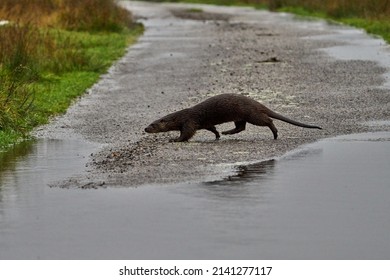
(145, 94, 322, 142)
(206, 159, 277, 189)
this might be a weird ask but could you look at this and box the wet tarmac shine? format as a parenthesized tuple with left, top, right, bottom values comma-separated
(1, 132, 389, 259)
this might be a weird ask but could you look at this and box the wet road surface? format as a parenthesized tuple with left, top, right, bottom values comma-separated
(1, 132, 389, 259)
(1, 1, 390, 259)
(33, 1, 390, 186)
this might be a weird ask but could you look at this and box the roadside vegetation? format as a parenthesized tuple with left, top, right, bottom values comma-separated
(0, 0, 143, 149)
(166, 0, 390, 43)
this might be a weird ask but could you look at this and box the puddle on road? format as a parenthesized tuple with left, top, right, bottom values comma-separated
(1, 132, 390, 259)
(308, 27, 390, 89)
(0, 139, 98, 191)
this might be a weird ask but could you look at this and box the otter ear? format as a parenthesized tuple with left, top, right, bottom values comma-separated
(157, 118, 167, 128)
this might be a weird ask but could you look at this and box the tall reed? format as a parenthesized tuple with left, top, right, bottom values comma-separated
(0, 24, 40, 134)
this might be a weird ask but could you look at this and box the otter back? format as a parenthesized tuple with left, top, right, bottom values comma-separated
(145, 93, 322, 142)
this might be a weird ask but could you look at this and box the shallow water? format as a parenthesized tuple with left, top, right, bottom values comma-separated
(308, 27, 390, 89)
(1, 132, 389, 259)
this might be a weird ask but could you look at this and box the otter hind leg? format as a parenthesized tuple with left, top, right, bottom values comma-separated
(269, 121, 278, 139)
(222, 121, 246, 135)
(248, 114, 278, 139)
(206, 126, 220, 140)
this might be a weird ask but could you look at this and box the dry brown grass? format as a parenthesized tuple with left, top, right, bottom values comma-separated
(57, 0, 133, 31)
(0, 0, 133, 30)
(0, 0, 56, 26)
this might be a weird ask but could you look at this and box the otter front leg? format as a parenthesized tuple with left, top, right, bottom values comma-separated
(205, 126, 220, 140)
(171, 123, 197, 142)
(222, 121, 246, 135)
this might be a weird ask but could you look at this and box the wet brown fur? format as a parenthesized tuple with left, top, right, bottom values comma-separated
(145, 93, 322, 142)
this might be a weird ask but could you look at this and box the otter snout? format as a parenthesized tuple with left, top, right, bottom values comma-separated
(145, 122, 162, 133)
(145, 118, 169, 133)
(144, 125, 154, 133)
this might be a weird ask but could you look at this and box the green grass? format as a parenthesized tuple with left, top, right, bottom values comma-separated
(340, 18, 390, 43)
(0, 25, 143, 150)
(0, 0, 144, 151)
(33, 72, 99, 120)
(277, 6, 328, 19)
(0, 130, 22, 148)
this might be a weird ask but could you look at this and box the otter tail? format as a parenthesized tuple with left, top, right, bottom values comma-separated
(268, 111, 322, 129)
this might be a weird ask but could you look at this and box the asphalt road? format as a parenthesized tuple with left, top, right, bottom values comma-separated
(35, 1, 390, 187)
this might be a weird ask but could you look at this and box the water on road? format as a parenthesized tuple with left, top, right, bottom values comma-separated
(1, 132, 389, 259)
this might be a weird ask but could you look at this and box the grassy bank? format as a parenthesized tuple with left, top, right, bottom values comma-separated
(0, 0, 143, 150)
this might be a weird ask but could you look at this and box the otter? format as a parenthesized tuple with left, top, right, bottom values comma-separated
(145, 93, 322, 142)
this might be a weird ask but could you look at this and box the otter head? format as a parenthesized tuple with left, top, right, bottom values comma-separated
(145, 110, 185, 134)
(145, 117, 172, 133)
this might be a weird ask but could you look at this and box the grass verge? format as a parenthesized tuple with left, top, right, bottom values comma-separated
(0, 1, 143, 150)
(0, 25, 143, 149)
